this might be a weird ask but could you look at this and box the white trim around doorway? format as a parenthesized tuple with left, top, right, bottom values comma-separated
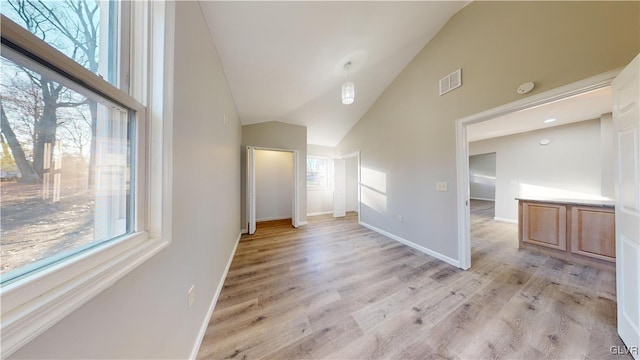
(455, 68, 621, 270)
(246, 146, 300, 233)
(340, 150, 362, 224)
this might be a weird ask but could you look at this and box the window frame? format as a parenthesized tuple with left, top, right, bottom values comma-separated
(307, 155, 331, 190)
(0, 2, 174, 357)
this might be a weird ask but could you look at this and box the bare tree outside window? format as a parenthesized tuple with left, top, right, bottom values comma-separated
(0, 1, 131, 280)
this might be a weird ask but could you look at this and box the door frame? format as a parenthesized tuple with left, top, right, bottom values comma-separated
(340, 151, 361, 223)
(246, 146, 299, 234)
(455, 69, 621, 270)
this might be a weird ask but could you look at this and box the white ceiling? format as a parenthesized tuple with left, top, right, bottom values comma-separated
(467, 86, 613, 142)
(199, 1, 469, 146)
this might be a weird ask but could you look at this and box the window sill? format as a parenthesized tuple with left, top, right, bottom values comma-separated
(0, 232, 169, 357)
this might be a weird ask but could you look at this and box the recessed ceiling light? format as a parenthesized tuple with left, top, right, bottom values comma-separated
(544, 118, 557, 123)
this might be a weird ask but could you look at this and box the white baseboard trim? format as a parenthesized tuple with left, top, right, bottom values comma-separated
(240, 228, 248, 234)
(494, 217, 518, 224)
(298, 221, 308, 226)
(256, 216, 292, 222)
(189, 232, 241, 360)
(358, 221, 460, 268)
(307, 211, 333, 216)
(470, 197, 495, 202)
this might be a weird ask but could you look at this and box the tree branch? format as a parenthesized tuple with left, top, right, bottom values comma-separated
(56, 100, 88, 108)
(32, 1, 87, 52)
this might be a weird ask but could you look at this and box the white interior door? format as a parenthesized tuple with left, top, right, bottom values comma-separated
(614, 53, 640, 358)
(333, 158, 346, 217)
(247, 146, 256, 234)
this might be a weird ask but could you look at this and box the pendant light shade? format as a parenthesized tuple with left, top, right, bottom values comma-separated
(341, 61, 355, 105)
(342, 81, 355, 105)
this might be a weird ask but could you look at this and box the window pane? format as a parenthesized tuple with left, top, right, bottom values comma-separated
(307, 157, 328, 188)
(1, 0, 122, 87)
(0, 47, 132, 283)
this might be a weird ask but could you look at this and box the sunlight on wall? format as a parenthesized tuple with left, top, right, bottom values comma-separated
(361, 167, 386, 193)
(471, 173, 496, 186)
(361, 167, 387, 213)
(519, 183, 612, 201)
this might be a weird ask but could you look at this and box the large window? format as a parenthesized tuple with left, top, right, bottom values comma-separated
(1, 1, 132, 284)
(0, 1, 173, 356)
(1, 47, 133, 282)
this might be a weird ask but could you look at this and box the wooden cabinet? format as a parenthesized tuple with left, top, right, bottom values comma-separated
(522, 202, 567, 250)
(518, 199, 615, 268)
(570, 206, 615, 261)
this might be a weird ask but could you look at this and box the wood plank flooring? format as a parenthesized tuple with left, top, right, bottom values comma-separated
(196, 201, 629, 359)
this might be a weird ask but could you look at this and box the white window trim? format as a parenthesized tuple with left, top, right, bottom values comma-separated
(307, 155, 331, 190)
(0, 2, 174, 357)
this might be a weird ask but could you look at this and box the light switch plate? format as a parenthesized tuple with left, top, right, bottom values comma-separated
(188, 285, 195, 309)
(436, 182, 448, 192)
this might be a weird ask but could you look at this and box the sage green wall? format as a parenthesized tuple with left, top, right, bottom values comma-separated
(337, 1, 639, 262)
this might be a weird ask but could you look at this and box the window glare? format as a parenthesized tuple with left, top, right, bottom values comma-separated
(1, 0, 120, 87)
(307, 157, 328, 188)
(0, 50, 132, 283)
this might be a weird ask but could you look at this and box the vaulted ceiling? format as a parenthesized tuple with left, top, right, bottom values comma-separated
(199, 1, 469, 146)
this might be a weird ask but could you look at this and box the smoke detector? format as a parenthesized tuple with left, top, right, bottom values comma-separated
(517, 82, 535, 95)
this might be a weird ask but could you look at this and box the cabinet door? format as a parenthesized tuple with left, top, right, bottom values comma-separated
(522, 203, 567, 250)
(571, 206, 616, 262)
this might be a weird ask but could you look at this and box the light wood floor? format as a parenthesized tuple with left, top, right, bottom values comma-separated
(196, 201, 628, 359)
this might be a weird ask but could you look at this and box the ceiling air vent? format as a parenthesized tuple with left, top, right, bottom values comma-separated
(439, 68, 462, 96)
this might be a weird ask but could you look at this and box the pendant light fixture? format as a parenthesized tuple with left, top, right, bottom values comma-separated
(342, 62, 355, 105)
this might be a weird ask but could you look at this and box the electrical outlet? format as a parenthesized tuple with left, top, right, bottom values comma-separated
(223, 113, 228, 128)
(436, 182, 448, 192)
(397, 215, 403, 223)
(188, 285, 195, 309)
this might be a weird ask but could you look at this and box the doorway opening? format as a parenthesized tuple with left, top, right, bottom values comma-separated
(455, 69, 620, 270)
(467, 152, 510, 255)
(469, 153, 496, 202)
(333, 151, 361, 222)
(246, 146, 299, 235)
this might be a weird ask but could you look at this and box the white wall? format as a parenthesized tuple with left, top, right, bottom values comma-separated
(470, 119, 608, 222)
(307, 144, 334, 216)
(10, 2, 242, 358)
(469, 153, 496, 201)
(255, 150, 293, 221)
(336, 1, 638, 264)
(600, 113, 614, 198)
(345, 155, 359, 212)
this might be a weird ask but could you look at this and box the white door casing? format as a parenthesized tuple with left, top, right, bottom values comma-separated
(455, 69, 621, 270)
(614, 53, 640, 359)
(247, 146, 299, 233)
(333, 158, 346, 217)
(292, 150, 299, 228)
(247, 146, 256, 235)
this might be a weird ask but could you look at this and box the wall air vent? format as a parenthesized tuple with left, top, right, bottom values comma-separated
(439, 68, 462, 96)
